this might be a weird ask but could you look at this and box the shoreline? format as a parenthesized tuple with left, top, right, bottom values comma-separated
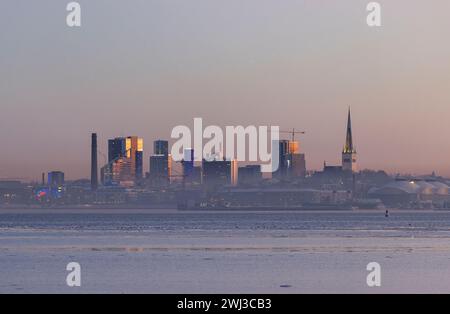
(0, 206, 449, 215)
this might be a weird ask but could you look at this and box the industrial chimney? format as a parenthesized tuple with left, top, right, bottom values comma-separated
(91, 133, 98, 191)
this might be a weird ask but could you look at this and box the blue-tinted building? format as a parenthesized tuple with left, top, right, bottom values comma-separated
(183, 148, 194, 178)
(108, 138, 127, 163)
(48, 171, 65, 187)
(154, 140, 169, 156)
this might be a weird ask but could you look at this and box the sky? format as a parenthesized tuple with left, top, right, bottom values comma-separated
(1, 0, 450, 180)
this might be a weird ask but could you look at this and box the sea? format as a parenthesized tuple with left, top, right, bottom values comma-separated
(1, 209, 450, 294)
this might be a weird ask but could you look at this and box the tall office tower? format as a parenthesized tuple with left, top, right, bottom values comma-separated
(105, 136, 143, 184)
(108, 137, 127, 163)
(272, 139, 306, 179)
(342, 108, 357, 172)
(91, 133, 98, 191)
(272, 140, 290, 179)
(48, 171, 65, 187)
(154, 140, 169, 156)
(148, 140, 171, 185)
(182, 148, 195, 177)
(136, 150, 143, 180)
(149, 155, 170, 186)
(126, 136, 144, 179)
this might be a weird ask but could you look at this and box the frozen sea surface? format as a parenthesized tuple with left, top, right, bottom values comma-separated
(1, 209, 450, 294)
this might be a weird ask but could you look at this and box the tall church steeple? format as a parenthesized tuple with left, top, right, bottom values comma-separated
(343, 108, 355, 154)
(342, 108, 357, 172)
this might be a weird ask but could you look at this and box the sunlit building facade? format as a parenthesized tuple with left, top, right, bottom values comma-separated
(102, 136, 144, 186)
(231, 159, 238, 186)
(273, 140, 306, 179)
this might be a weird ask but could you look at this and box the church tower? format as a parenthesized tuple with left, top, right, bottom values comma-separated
(342, 108, 357, 172)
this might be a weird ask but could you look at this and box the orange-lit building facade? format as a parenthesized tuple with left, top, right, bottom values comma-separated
(102, 136, 144, 186)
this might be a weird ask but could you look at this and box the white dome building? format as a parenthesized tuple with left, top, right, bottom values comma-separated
(369, 179, 450, 208)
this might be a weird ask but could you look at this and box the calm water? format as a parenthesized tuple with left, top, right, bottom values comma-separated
(1, 210, 450, 293)
(2, 210, 450, 232)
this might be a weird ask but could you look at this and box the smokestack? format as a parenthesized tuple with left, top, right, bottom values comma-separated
(91, 133, 98, 191)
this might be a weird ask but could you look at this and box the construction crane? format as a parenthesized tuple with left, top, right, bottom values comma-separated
(269, 128, 305, 142)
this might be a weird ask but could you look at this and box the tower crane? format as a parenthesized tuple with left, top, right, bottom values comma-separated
(279, 129, 306, 142)
(268, 128, 306, 141)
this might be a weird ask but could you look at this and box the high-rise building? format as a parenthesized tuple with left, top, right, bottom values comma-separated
(148, 140, 171, 186)
(136, 150, 143, 180)
(272, 139, 306, 179)
(108, 138, 127, 163)
(126, 136, 144, 179)
(154, 140, 169, 156)
(342, 108, 357, 172)
(149, 155, 170, 186)
(91, 133, 98, 191)
(182, 148, 194, 177)
(103, 136, 143, 185)
(273, 140, 290, 179)
(180, 148, 203, 184)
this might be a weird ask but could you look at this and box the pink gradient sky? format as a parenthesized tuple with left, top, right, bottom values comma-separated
(1, 0, 450, 180)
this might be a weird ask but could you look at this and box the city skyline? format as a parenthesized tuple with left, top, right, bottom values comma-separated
(1, 107, 449, 182)
(2, 1, 450, 180)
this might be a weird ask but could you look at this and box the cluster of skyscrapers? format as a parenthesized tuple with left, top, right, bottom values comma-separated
(99, 136, 144, 186)
(90, 137, 308, 190)
(88, 109, 358, 191)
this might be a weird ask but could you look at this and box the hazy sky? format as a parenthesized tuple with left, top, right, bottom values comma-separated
(1, 0, 450, 180)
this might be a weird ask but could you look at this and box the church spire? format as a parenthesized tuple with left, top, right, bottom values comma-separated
(343, 107, 355, 154)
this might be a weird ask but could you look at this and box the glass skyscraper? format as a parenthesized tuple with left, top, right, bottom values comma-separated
(154, 140, 169, 156)
(103, 136, 144, 185)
